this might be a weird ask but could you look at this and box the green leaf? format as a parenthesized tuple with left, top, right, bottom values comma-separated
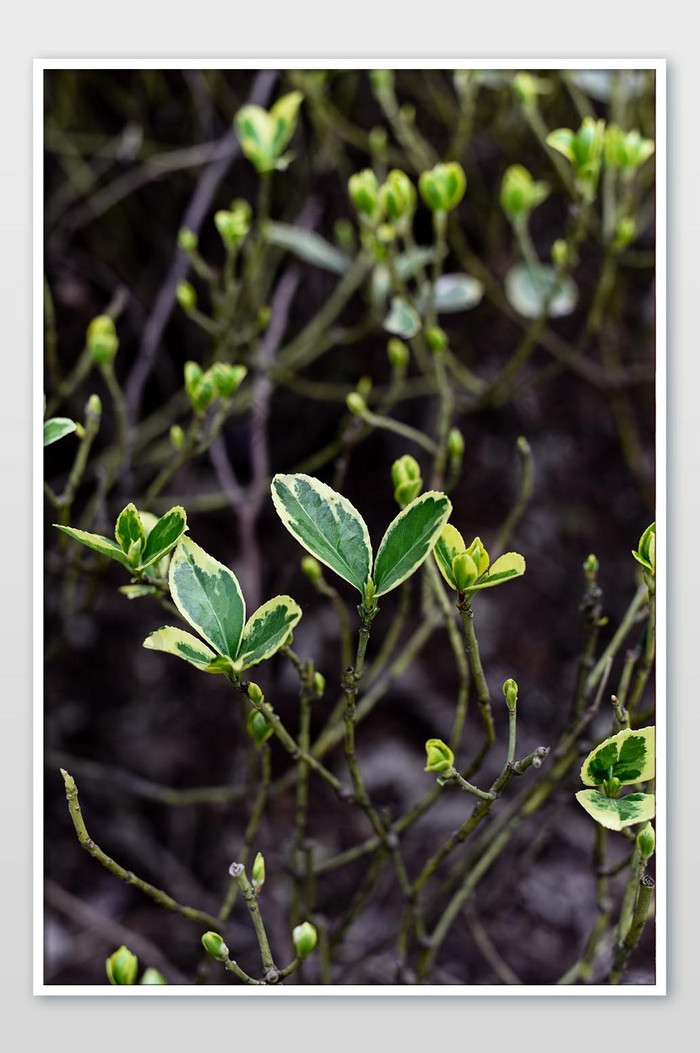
(143, 626, 232, 674)
(468, 552, 526, 591)
(373, 491, 452, 597)
(53, 525, 130, 568)
(504, 262, 578, 319)
(383, 296, 421, 339)
(433, 524, 466, 589)
(581, 727, 655, 788)
(44, 417, 77, 446)
(140, 506, 187, 571)
(546, 128, 576, 163)
(271, 474, 372, 593)
(168, 538, 245, 660)
(236, 596, 303, 671)
(263, 222, 351, 275)
(419, 273, 484, 314)
(115, 504, 145, 558)
(575, 789, 656, 831)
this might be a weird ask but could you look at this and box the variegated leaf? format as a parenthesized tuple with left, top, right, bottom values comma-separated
(143, 626, 232, 675)
(44, 418, 77, 446)
(581, 726, 655, 788)
(168, 537, 245, 660)
(468, 552, 526, 591)
(115, 504, 145, 558)
(53, 525, 131, 568)
(271, 474, 372, 593)
(433, 523, 466, 589)
(374, 491, 452, 597)
(140, 506, 187, 571)
(575, 789, 656, 831)
(236, 595, 303, 671)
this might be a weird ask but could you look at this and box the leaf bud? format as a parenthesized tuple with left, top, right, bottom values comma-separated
(583, 553, 599, 582)
(140, 968, 168, 985)
(603, 776, 622, 798)
(466, 536, 490, 576)
(502, 678, 518, 711)
(85, 394, 102, 421)
(176, 279, 197, 313)
(177, 227, 198, 252)
(387, 337, 409, 372)
(292, 921, 318, 959)
(201, 931, 229, 962)
(500, 164, 549, 223)
(346, 392, 367, 416)
(451, 551, 478, 591)
(87, 315, 119, 366)
(637, 822, 655, 860)
(246, 708, 273, 747)
(252, 851, 266, 893)
(211, 362, 248, 399)
(391, 455, 422, 506)
(379, 169, 416, 226)
(106, 945, 138, 985)
(425, 326, 448, 353)
(168, 424, 185, 451)
(215, 207, 250, 250)
(418, 163, 466, 213)
(356, 375, 373, 398)
(301, 555, 323, 583)
(632, 522, 655, 575)
(369, 125, 389, 156)
(247, 682, 264, 705)
(313, 671, 326, 696)
(369, 69, 394, 95)
(424, 738, 454, 774)
(348, 169, 381, 222)
(551, 239, 570, 269)
(447, 427, 465, 461)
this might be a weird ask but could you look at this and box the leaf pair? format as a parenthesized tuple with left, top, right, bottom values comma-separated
(271, 473, 452, 604)
(55, 504, 187, 577)
(575, 727, 655, 831)
(434, 525, 525, 595)
(144, 537, 301, 677)
(234, 91, 304, 175)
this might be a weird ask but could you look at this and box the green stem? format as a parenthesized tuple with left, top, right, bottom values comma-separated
(608, 876, 655, 984)
(60, 769, 222, 930)
(228, 861, 276, 976)
(459, 601, 495, 746)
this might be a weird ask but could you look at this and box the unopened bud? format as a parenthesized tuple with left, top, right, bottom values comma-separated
(252, 851, 266, 892)
(356, 375, 373, 398)
(176, 280, 197, 313)
(292, 921, 318, 959)
(87, 315, 119, 366)
(169, 424, 185, 450)
(140, 968, 168, 985)
(177, 228, 198, 252)
(614, 216, 636, 250)
(348, 169, 381, 221)
(424, 738, 454, 774)
(387, 337, 409, 371)
(637, 822, 655, 860)
(551, 239, 569, 269)
(447, 427, 465, 461)
(603, 776, 622, 798)
(346, 392, 367, 416)
(391, 454, 422, 506)
(369, 69, 394, 95)
(301, 555, 323, 583)
(466, 536, 489, 576)
(247, 682, 264, 705)
(246, 708, 273, 747)
(106, 945, 138, 985)
(425, 326, 448, 353)
(201, 932, 229, 961)
(313, 671, 326, 696)
(210, 362, 247, 399)
(86, 394, 102, 420)
(502, 678, 518, 711)
(369, 125, 388, 156)
(418, 163, 466, 213)
(583, 554, 599, 582)
(452, 551, 478, 591)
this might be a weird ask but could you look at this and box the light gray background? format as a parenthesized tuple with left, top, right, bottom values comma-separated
(5, 4, 697, 1049)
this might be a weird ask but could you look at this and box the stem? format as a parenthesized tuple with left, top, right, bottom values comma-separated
(228, 861, 276, 976)
(491, 437, 534, 559)
(608, 876, 655, 984)
(459, 601, 495, 746)
(60, 770, 222, 930)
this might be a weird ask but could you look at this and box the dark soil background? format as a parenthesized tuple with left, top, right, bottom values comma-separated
(43, 68, 656, 986)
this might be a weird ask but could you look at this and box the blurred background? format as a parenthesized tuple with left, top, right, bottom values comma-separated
(43, 67, 656, 985)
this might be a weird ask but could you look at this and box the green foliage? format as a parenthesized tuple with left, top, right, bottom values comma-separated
(546, 117, 606, 196)
(580, 727, 655, 788)
(418, 162, 467, 213)
(424, 738, 454, 773)
(263, 221, 352, 275)
(292, 921, 318, 959)
(434, 524, 525, 596)
(44, 416, 77, 446)
(504, 262, 578, 319)
(234, 91, 304, 174)
(55, 504, 187, 575)
(575, 789, 656, 831)
(391, 454, 422, 506)
(144, 536, 302, 676)
(201, 931, 229, 961)
(501, 164, 550, 222)
(272, 473, 451, 611)
(632, 522, 656, 575)
(106, 945, 138, 985)
(86, 314, 119, 365)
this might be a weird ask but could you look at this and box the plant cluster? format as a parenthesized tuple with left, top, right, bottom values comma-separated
(44, 67, 656, 987)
